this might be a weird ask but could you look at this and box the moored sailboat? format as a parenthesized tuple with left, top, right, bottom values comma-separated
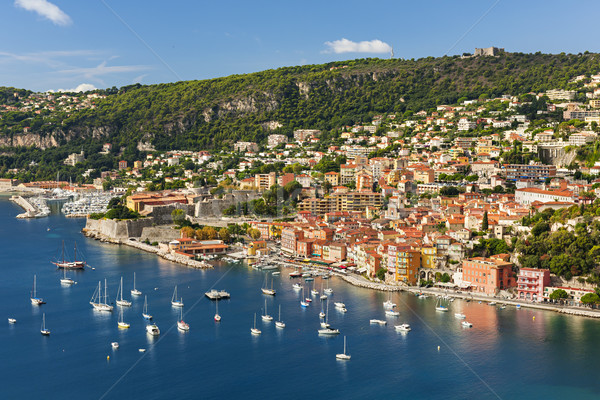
(52, 240, 86, 269)
(90, 279, 113, 312)
(116, 277, 132, 307)
(40, 313, 50, 335)
(275, 304, 285, 328)
(177, 306, 189, 331)
(30, 274, 45, 305)
(336, 336, 351, 360)
(171, 285, 184, 307)
(131, 272, 142, 296)
(142, 295, 153, 320)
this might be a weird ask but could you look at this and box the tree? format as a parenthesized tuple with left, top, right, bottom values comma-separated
(248, 228, 261, 240)
(531, 221, 550, 237)
(202, 226, 218, 240)
(549, 289, 568, 301)
(376, 268, 387, 281)
(580, 293, 600, 306)
(482, 211, 489, 231)
(441, 273, 451, 283)
(171, 209, 186, 226)
(181, 226, 195, 238)
(218, 227, 231, 243)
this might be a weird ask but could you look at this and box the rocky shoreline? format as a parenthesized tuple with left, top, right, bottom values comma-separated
(82, 228, 213, 270)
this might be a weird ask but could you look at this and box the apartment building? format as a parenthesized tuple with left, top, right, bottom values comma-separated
(517, 268, 550, 302)
(462, 256, 515, 296)
(503, 164, 556, 182)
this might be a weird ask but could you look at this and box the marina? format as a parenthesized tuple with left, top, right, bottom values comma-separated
(3, 199, 600, 399)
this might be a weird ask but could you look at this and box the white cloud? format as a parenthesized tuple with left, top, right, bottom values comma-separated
(323, 38, 392, 54)
(14, 0, 72, 26)
(48, 83, 97, 93)
(57, 61, 151, 79)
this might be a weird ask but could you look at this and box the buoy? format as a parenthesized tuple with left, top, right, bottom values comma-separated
(437, 346, 440, 351)
(107, 355, 110, 361)
(533, 316, 535, 321)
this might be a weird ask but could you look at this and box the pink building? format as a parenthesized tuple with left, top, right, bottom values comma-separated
(517, 268, 550, 302)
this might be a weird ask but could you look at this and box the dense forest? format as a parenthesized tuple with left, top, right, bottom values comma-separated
(1, 52, 600, 181)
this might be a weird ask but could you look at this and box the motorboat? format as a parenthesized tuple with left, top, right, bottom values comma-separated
(462, 321, 473, 328)
(318, 327, 340, 335)
(454, 313, 466, 319)
(395, 324, 411, 332)
(111, 342, 119, 349)
(146, 323, 160, 336)
(370, 319, 387, 325)
(385, 310, 400, 317)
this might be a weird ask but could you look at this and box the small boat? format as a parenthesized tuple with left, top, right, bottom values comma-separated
(30, 275, 45, 305)
(454, 313, 466, 319)
(111, 342, 119, 349)
(261, 276, 276, 296)
(302, 273, 312, 278)
(385, 310, 399, 317)
(289, 271, 302, 278)
(60, 267, 75, 285)
(324, 279, 333, 294)
(117, 307, 130, 329)
(462, 321, 473, 328)
(320, 321, 330, 328)
(418, 294, 428, 299)
(131, 272, 142, 296)
(489, 302, 496, 306)
(275, 305, 285, 328)
(305, 297, 312, 303)
(214, 300, 221, 322)
(395, 324, 411, 332)
(516, 304, 521, 309)
(334, 302, 345, 309)
(142, 295, 153, 320)
(146, 323, 160, 336)
(304, 277, 314, 282)
(171, 285, 184, 307)
(251, 313, 261, 335)
(318, 327, 340, 335)
(272, 272, 280, 276)
(311, 288, 319, 296)
(90, 280, 113, 312)
(177, 306, 189, 331)
(40, 313, 50, 335)
(383, 292, 396, 309)
(370, 319, 387, 325)
(138, 348, 146, 353)
(336, 336, 351, 360)
(320, 294, 328, 301)
(340, 307, 347, 313)
(8, 318, 16, 324)
(435, 298, 448, 312)
(292, 283, 303, 290)
(300, 287, 309, 307)
(116, 277, 132, 307)
(261, 299, 273, 321)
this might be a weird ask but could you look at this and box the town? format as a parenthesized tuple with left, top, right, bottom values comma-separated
(5, 70, 600, 310)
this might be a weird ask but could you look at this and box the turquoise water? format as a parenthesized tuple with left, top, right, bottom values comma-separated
(1, 198, 600, 399)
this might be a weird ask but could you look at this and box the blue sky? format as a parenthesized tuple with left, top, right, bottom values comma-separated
(1, 0, 599, 92)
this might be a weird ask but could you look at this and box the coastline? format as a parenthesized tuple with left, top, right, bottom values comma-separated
(82, 227, 213, 270)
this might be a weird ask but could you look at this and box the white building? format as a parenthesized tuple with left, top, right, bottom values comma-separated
(457, 119, 476, 131)
(515, 188, 574, 205)
(267, 134, 287, 148)
(569, 131, 597, 146)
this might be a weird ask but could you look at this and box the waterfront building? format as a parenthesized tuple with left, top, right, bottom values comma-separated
(517, 268, 550, 302)
(544, 286, 596, 305)
(462, 255, 515, 296)
(247, 240, 268, 256)
(168, 238, 228, 257)
(387, 244, 420, 285)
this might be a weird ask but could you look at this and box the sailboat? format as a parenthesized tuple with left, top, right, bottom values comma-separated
(261, 275, 276, 296)
(336, 336, 351, 360)
(320, 300, 331, 328)
(275, 305, 285, 328)
(171, 285, 184, 307)
(131, 272, 142, 296)
(60, 266, 75, 285)
(52, 240, 86, 269)
(435, 297, 449, 312)
(300, 287, 309, 307)
(90, 279, 114, 312)
(117, 307, 130, 329)
(30, 275, 45, 305)
(177, 306, 189, 331)
(320, 280, 328, 300)
(310, 280, 319, 296)
(324, 279, 333, 294)
(142, 295, 153, 320)
(214, 300, 221, 322)
(383, 292, 396, 309)
(262, 298, 273, 321)
(116, 277, 132, 307)
(40, 313, 50, 336)
(319, 301, 326, 319)
(251, 313, 261, 335)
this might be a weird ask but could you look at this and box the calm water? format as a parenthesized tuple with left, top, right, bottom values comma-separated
(1, 197, 600, 400)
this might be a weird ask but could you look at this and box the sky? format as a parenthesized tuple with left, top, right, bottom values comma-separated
(1, 0, 600, 92)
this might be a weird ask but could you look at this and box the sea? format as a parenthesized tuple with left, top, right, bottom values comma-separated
(1, 197, 600, 400)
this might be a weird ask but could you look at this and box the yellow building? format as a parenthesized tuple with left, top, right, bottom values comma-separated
(247, 240, 268, 256)
(388, 244, 421, 285)
(324, 172, 340, 186)
(420, 246, 437, 269)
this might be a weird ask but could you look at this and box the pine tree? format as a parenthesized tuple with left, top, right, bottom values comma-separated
(482, 211, 489, 231)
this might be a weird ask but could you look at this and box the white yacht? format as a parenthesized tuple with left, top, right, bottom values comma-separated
(116, 277, 132, 307)
(171, 285, 184, 307)
(385, 310, 400, 317)
(30, 275, 45, 305)
(318, 327, 340, 335)
(370, 319, 387, 325)
(251, 313, 261, 335)
(90, 280, 113, 312)
(117, 307, 130, 329)
(462, 321, 473, 328)
(111, 342, 119, 349)
(395, 324, 411, 332)
(146, 323, 160, 336)
(454, 313, 466, 319)
(177, 306, 189, 331)
(275, 305, 285, 328)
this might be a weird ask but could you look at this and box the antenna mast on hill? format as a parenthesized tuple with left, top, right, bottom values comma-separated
(390, 47, 394, 59)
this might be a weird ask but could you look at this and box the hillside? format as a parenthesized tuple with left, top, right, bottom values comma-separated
(1, 52, 599, 152)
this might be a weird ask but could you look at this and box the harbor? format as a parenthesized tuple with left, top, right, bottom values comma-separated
(5, 199, 600, 400)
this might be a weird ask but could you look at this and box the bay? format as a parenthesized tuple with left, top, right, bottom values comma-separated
(1, 197, 599, 399)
